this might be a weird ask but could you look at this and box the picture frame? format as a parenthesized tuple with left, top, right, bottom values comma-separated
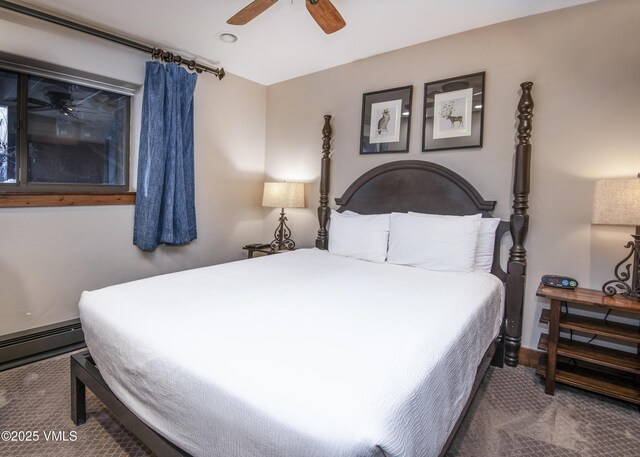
(360, 85, 412, 154)
(422, 72, 485, 152)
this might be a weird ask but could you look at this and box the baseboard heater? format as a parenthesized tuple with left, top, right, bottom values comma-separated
(0, 318, 85, 371)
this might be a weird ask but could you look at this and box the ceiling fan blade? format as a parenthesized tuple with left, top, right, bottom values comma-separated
(227, 0, 278, 25)
(27, 98, 50, 106)
(306, 0, 345, 34)
(28, 99, 55, 111)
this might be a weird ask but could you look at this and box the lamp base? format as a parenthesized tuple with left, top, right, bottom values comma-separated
(602, 228, 640, 301)
(270, 208, 296, 251)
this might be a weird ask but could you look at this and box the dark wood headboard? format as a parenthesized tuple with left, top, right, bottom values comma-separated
(315, 82, 534, 367)
(333, 160, 510, 282)
(335, 160, 495, 216)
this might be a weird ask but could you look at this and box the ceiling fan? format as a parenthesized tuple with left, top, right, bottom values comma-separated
(30, 90, 77, 116)
(26, 86, 123, 121)
(26, 86, 101, 120)
(227, 0, 346, 35)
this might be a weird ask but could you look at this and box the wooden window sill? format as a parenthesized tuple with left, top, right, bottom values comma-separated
(0, 192, 136, 208)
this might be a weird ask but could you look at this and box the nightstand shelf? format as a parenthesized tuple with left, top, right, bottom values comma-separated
(536, 283, 640, 405)
(536, 356, 640, 405)
(540, 308, 640, 343)
(537, 333, 640, 375)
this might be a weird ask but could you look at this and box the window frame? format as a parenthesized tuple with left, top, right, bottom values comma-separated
(0, 65, 132, 195)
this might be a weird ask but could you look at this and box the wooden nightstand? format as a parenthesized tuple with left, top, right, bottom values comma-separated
(242, 244, 293, 259)
(536, 283, 640, 405)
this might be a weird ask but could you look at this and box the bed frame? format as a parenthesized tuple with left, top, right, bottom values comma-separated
(70, 82, 534, 457)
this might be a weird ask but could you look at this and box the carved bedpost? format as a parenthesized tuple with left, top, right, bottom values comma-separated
(316, 115, 332, 249)
(505, 82, 534, 367)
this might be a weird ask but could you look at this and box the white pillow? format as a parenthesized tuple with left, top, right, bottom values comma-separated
(409, 212, 501, 273)
(388, 212, 482, 272)
(475, 218, 501, 272)
(328, 209, 390, 263)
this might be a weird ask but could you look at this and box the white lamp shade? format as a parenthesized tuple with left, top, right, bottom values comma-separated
(592, 177, 640, 226)
(262, 182, 305, 208)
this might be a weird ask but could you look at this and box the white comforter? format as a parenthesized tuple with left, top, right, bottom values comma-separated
(79, 248, 504, 457)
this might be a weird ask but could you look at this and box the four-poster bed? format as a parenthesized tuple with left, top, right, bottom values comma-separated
(70, 82, 534, 457)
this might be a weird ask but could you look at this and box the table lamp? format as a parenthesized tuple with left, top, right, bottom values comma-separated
(262, 181, 305, 250)
(592, 174, 640, 300)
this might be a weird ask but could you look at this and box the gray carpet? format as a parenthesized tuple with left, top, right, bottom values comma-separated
(445, 365, 640, 457)
(0, 352, 638, 456)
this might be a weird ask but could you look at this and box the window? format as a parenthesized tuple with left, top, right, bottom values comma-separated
(0, 71, 18, 184)
(0, 68, 130, 193)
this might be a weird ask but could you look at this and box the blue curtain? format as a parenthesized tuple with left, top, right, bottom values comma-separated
(134, 62, 198, 251)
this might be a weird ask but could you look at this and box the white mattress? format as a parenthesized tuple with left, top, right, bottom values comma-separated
(79, 248, 504, 457)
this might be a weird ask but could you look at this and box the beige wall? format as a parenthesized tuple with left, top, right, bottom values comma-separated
(265, 0, 640, 350)
(2, 0, 639, 349)
(0, 12, 267, 335)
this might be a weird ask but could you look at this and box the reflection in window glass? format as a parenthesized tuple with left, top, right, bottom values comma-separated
(0, 70, 18, 184)
(27, 76, 128, 185)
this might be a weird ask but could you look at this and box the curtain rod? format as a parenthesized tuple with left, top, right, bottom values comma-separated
(0, 0, 225, 80)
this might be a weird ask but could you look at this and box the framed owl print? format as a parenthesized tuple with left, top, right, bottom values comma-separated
(422, 72, 485, 152)
(360, 85, 412, 154)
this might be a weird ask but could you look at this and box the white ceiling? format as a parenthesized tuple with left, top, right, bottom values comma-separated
(20, 0, 595, 86)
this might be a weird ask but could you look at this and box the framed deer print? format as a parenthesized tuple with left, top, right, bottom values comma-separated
(422, 72, 485, 152)
(360, 85, 412, 154)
